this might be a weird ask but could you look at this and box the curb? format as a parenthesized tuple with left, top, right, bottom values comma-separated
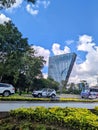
(0, 112, 9, 119)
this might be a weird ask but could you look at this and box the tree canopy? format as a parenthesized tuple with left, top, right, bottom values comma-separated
(33, 78, 59, 91)
(0, 21, 45, 91)
(0, 0, 36, 9)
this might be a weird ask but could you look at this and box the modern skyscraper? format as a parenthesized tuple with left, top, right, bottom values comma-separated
(48, 53, 77, 85)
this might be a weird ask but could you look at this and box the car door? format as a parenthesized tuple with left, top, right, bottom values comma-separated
(42, 88, 48, 97)
(0, 83, 7, 94)
(0, 83, 3, 94)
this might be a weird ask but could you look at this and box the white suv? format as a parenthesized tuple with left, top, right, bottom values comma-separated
(32, 88, 56, 98)
(0, 83, 15, 97)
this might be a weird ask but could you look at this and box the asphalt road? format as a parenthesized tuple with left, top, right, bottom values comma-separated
(0, 101, 98, 111)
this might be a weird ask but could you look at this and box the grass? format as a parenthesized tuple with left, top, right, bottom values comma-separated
(0, 93, 98, 102)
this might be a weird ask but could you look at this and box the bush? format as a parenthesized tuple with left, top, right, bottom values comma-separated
(10, 107, 98, 130)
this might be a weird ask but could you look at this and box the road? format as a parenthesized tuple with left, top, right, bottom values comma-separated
(0, 101, 98, 111)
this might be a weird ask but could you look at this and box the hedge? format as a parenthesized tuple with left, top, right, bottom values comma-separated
(0, 96, 98, 102)
(10, 106, 98, 130)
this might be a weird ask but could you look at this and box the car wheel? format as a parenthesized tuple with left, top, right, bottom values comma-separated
(51, 94, 56, 98)
(3, 91, 10, 97)
(38, 93, 42, 98)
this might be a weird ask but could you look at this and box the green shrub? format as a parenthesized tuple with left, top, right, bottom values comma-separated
(36, 125, 46, 130)
(10, 106, 98, 130)
(94, 106, 98, 115)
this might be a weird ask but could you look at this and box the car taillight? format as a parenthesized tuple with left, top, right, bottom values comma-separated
(12, 87, 15, 90)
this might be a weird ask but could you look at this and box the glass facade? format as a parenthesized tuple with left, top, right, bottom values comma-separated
(48, 53, 77, 85)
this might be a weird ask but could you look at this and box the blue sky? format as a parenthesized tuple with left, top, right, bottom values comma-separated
(1, 0, 98, 85)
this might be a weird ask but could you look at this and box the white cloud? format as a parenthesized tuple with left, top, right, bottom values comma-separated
(26, 0, 50, 15)
(77, 35, 95, 52)
(3, 0, 50, 15)
(26, 4, 39, 15)
(41, 0, 50, 8)
(43, 73, 48, 79)
(6, 0, 23, 11)
(79, 35, 92, 44)
(0, 14, 10, 24)
(69, 35, 98, 86)
(33, 45, 50, 66)
(77, 35, 98, 74)
(66, 40, 74, 45)
(36, 0, 50, 8)
(52, 43, 71, 55)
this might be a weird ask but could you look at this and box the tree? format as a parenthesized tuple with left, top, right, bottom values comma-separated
(0, 21, 29, 82)
(0, 21, 45, 92)
(80, 80, 89, 90)
(21, 47, 46, 87)
(32, 78, 59, 91)
(69, 82, 75, 92)
(0, 0, 36, 9)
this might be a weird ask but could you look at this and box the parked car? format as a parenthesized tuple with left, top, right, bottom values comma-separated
(81, 89, 89, 98)
(81, 87, 98, 99)
(0, 83, 15, 97)
(32, 88, 56, 98)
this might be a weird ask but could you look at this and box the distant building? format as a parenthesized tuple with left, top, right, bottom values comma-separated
(48, 53, 77, 86)
(78, 80, 89, 91)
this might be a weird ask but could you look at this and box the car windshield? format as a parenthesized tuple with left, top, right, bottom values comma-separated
(82, 89, 89, 93)
(42, 88, 48, 92)
(48, 89, 53, 92)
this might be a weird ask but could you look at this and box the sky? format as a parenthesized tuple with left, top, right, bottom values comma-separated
(0, 0, 98, 86)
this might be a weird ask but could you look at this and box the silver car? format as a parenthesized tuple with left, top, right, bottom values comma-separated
(0, 83, 15, 97)
(32, 88, 56, 98)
